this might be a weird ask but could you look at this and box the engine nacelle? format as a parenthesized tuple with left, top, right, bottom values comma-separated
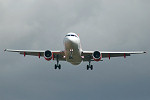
(44, 50, 52, 61)
(93, 51, 102, 61)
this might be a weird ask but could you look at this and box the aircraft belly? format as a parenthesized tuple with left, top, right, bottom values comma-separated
(64, 36, 82, 65)
(65, 50, 82, 65)
(65, 47, 82, 65)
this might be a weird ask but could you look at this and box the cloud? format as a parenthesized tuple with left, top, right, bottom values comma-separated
(0, 0, 150, 100)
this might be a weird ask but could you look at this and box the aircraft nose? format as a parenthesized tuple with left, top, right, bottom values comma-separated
(65, 37, 73, 43)
(64, 36, 77, 47)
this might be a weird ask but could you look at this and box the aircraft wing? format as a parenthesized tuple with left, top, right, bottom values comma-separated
(4, 49, 66, 61)
(81, 51, 146, 61)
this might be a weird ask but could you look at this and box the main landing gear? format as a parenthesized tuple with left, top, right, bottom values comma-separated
(54, 55, 61, 69)
(87, 61, 93, 70)
(55, 64, 61, 69)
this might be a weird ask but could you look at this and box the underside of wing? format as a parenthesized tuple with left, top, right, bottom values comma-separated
(101, 51, 146, 58)
(4, 49, 66, 61)
(81, 51, 146, 61)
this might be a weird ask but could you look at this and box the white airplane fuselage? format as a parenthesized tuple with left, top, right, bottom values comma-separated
(63, 33, 82, 65)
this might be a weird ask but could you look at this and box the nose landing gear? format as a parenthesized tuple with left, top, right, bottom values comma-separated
(69, 49, 73, 59)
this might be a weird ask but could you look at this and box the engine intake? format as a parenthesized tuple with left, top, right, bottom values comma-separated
(93, 51, 101, 61)
(44, 50, 52, 61)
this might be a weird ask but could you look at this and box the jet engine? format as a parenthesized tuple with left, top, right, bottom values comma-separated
(44, 50, 52, 61)
(93, 51, 102, 61)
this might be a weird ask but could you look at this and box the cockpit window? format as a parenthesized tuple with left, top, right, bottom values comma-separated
(75, 35, 78, 37)
(65, 34, 78, 38)
(65, 35, 70, 37)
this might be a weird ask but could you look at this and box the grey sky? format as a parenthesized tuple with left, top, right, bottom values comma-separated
(0, 0, 150, 100)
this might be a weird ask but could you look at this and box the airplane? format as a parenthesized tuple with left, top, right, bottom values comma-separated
(4, 32, 146, 70)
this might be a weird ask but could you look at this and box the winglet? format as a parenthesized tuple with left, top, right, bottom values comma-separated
(143, 51, 147, 54)
(4, 49, 6, 52)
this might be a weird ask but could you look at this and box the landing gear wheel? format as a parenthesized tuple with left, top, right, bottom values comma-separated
(54, 55, 61, 70)
(87, 65, 93, 70)
(58, 64, 61, 69)
(87, 60, 94, 70)
(55, 64, 57, 69)
(91, 65, 93, 70)
(54, 64, 61, 70)
(87, 65, 89, 70)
